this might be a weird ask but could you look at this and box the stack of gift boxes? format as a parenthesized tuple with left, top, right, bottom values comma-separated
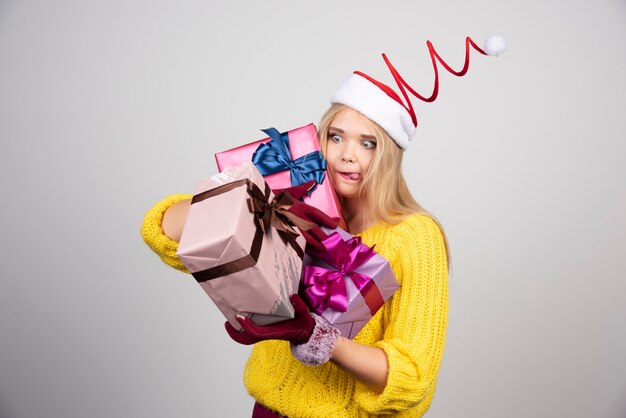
(177, 124, 399, 339)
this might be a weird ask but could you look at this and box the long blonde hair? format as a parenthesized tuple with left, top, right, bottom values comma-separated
(318, 103, 450, 265)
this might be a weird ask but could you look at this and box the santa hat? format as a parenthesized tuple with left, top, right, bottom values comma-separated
(330, 35, 506, 149)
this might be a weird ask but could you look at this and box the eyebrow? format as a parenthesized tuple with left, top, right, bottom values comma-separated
(328, 126, 377, 141)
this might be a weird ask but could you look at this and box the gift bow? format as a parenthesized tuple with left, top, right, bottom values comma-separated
(245, 180, 317, 259)
(303, 232, 379, 315)
(252, 127, 326, 195)
(189, 178, 320, 283)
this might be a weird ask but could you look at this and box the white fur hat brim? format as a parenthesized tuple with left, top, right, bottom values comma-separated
(330, 73, 416, 150)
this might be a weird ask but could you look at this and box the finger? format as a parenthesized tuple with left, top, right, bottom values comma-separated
(283, 180, 316, 200)
(300, 227, 330, 256)
(298, 204, 340, 229)
(288, 202, 339, 229)
(236, 316, 275, 339)
(300, 229, 323, 254)
(307, 226, 329, 242)
(289, 295, 315, 337)
(290, 294, 311, 315)
(224, 321, 259, 345)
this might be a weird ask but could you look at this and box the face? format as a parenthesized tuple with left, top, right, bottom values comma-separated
(324, 108, 377, 200)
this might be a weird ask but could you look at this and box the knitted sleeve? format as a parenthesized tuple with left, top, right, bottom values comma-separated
(354, 215, 448, 414)
(140, 193, 193, 273)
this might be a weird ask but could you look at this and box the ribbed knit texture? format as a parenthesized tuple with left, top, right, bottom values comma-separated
(140, 193, 192, 273)
(141, 196, 448, 417)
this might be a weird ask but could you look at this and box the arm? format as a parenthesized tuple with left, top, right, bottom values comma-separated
(142, 181, 335, 272)
(161, 199, 191, 242)
(140, 193, 192, 272)
(353, 215, 449, 414)
(230, 296, 389, 392)
(330, 336, 388, 393)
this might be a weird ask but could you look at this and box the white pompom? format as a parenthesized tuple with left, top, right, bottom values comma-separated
(484, 34, 507, 57)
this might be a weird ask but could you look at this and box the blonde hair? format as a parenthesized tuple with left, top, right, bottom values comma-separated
(318, 103, 450, 265)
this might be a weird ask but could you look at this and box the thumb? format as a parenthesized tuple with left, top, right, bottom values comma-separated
(224, 320, 259, 345)
(282, 180, 316, 200)
(290, 294, 311, 316)
(288, 201, 340, 229)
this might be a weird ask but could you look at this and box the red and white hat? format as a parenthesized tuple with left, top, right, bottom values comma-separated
(331, 35, 506, 149)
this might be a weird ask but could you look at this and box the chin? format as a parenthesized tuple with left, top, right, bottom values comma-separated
(334, 185, 360, 200)
(329, 174, 360, 200)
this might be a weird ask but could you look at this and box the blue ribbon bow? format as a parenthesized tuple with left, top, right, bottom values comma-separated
(251, 127, 326, 196)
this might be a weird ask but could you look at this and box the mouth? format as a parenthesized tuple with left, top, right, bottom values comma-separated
(337, 171, 361, 181)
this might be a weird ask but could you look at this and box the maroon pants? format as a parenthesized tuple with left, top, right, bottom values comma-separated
(252, 402, 284, 418)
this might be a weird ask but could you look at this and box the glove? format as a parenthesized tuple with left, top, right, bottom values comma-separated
(225, 294, 341, 366)
(280, 180, 340, 227)
(278, 180, 340, 254)
(224, 294, 315, 345)
(290, 313, 340, 366)
(278, 180, 318, 201)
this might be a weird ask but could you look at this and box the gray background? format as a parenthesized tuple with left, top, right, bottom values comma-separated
(1, 1, 625, 417)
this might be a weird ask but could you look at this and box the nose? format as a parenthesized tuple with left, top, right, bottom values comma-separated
(341, 141, 357, 163)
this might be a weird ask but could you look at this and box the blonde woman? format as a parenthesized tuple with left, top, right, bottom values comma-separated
(143, 103, 448, 417)
(142, 36, 502, 417)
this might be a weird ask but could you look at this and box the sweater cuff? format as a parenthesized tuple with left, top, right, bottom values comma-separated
(353, 340, 428, 414)
(140, 194, 192, 273)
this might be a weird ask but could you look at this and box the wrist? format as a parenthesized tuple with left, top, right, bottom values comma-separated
(329, 335, 345, 361)
(290, 313, 340, 366)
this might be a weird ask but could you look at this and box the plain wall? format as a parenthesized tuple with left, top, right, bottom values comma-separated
(1, 1, 625, 417)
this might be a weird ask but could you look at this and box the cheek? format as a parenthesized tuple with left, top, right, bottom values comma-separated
(361, 152, 375, 173)
(324, 144, 340, 166)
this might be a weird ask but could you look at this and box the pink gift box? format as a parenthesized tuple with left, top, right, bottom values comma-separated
(177, 162, 306, 330)
(301, 227, 400, 339)
(215, 124, 347, 231)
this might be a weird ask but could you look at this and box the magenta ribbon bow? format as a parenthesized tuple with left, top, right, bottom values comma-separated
(303, 232, 377, 315)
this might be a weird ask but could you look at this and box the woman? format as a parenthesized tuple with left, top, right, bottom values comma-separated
(142, 36, 502, 417)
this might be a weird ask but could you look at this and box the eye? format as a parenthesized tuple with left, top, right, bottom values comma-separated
(329, 133, 342, 143)
(362, 139, 377, 149)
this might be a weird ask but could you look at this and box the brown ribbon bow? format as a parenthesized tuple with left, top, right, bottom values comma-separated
(189, 178, 310, 283)
(245, 181, 310, 259)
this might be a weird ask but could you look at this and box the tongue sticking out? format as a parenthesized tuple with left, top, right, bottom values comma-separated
(345, 173, 360, 180)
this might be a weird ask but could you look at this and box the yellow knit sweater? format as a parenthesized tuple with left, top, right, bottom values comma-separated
(141, 195, 448, 418)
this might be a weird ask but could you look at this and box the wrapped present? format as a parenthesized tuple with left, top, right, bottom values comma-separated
(215, 124, 347, 230)
(301, 227, 400, 339)
(177, 162, 306, 330)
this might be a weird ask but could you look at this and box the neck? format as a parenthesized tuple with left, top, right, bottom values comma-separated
(342, 196, 376, 234)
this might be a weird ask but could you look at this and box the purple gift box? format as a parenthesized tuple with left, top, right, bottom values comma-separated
(301, 227, 400, 339)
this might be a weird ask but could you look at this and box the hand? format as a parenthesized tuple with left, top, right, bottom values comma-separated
(224, 294, 315, 345)
(278, 180, 316, 201)
(278, 180, 339, 253)
(279, 180, 340, 230)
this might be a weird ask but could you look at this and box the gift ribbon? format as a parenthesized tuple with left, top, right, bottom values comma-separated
(251, 127, 326, 195)
(245, 184, 315, 258)
(302, 232, 385, 316)
(190, 178, 307, 283)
